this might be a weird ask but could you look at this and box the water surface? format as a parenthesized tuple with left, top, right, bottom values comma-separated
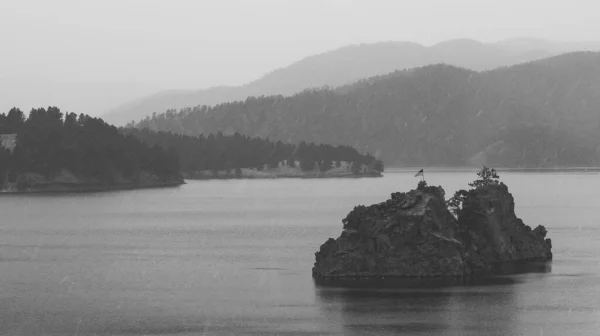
(1, 171, 599, 335)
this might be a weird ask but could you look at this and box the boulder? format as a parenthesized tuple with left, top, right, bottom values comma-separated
(312, 183, 552, 281)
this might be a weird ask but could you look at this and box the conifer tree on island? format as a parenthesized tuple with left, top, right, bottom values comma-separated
(448, 166, 500, 218)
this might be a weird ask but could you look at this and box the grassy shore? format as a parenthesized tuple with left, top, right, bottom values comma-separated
(183, 164, 383, 180)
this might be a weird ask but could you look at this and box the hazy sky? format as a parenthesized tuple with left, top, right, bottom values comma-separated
(1, 0, 598, 115)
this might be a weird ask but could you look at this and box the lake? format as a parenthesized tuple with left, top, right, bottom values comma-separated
(1, 171, 599, 335)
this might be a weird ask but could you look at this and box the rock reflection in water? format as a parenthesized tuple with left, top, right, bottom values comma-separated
(314, 260, 552, 288)
(314, 262, 552, 336)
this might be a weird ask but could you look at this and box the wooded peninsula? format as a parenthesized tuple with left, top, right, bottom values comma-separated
(0, 107, 383, 192)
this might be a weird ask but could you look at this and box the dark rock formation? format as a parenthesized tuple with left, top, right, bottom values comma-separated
(458, 183, 552, 271)
(312, 183, 552, 281)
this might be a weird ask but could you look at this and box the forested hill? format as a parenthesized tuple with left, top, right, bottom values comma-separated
(0, 107, 181, 191)
(121, 128, 383, 178)
(131, 52, 600, 168)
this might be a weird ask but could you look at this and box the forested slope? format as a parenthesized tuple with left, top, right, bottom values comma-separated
(130, 52, 600, 167)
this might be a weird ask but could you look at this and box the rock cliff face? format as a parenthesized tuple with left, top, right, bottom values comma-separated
(312, 183, 552, 281)
(459, 183, 552, 270)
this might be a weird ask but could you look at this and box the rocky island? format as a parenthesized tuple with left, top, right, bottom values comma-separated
(312, 167, 552, 285)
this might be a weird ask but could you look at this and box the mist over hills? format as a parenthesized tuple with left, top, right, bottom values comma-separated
(103, 38, 600, 126)
(495, 38, 600, 55)
(0, 78, 160, 121)
(129, 52, 600, 168)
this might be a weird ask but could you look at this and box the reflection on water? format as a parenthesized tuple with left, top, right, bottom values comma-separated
(314, 263, 553, 336)
(316, 286, 518, 335)
(314, 274, 519, 289)
(314, 261, 552, 289)
(314, 261, 600, 336)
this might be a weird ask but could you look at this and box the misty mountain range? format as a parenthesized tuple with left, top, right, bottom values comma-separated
(102, 38, 600, 126)
(130, 51, 600, 168)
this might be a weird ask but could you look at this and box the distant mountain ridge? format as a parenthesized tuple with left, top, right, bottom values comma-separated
(129, 52, 600, 168)
(103, 38, 600, 126)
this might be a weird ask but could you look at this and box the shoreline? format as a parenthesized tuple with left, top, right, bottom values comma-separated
(0, 179, 185, 195)
(0, 171, 381, 194)
(184, 172, 383, 180)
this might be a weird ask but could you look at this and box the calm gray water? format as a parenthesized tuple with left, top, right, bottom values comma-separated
(1, 171, 599, 336)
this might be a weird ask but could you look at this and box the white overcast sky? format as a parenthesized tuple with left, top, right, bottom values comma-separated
(0, 0, 598, 117)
